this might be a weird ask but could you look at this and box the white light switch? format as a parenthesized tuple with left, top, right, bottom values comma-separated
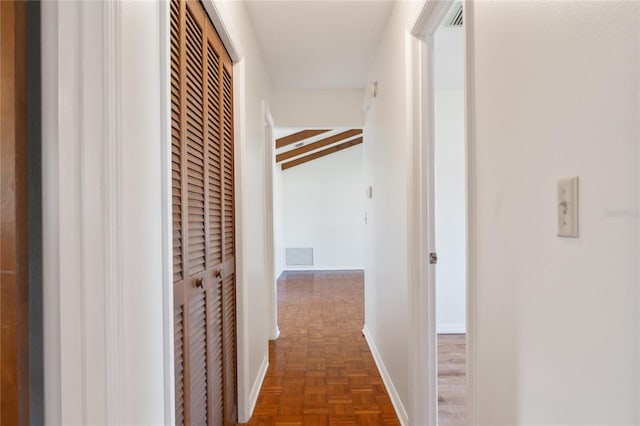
(557, 176, 579, 238)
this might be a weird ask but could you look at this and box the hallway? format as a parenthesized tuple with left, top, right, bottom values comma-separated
(31, 1, 640, 424)
(245, 271, 400, 425)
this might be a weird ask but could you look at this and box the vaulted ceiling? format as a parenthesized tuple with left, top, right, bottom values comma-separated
(244, 1, 395, 90)
(275, 128, 363, 170)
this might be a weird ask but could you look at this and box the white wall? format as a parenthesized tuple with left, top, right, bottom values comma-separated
(213, 1, 274, 421)
(281, 144, 364, 271)
(361, 1, 417, 422)
(435, 88, 466, 334)
(468, 1, 640, 424)
(434, 24, 466, 334)
(271, 90, 365, 127)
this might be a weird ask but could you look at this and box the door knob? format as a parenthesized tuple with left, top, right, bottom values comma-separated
(195, 277, 205, 289)
(215, 268, 223, 282)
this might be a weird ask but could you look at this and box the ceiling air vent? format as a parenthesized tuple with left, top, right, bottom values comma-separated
(446, 4, 463, 27)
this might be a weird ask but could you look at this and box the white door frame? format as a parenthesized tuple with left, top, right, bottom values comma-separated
(262, 102, 280, 341)
(43, 1, 173, 423)
(407, 1, 475, 424)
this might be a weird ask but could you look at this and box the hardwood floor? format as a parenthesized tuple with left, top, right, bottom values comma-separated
(245, 271, 400, 425)
(438, 334, 466, 426)
(243, 271, 467, 425)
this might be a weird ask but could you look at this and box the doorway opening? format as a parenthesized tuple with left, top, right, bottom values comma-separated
(267, 125, 366, 362)
(433, 3, 467, 425)
(271, 127, 365, 282)
(408, 0, 470, 424)
(247, 127, 403, 424)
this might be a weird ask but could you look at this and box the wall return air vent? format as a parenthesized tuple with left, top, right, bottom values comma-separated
(446, 4, 463, 27)
(285, 247, 314, 266)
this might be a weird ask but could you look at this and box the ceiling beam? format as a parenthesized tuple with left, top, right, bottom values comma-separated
(275, 129, 332, 149)
(276, 129, 362, 163)
(281, 137, 363, 171)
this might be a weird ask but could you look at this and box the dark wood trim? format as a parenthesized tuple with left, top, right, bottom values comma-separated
(275, 129, 331, 149)
(281, 137, 363, 171)
(1, 1, 30, 425)
(276, 129, 362, 163)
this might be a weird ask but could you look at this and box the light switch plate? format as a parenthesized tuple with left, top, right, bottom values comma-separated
(557, 176, 579, 238)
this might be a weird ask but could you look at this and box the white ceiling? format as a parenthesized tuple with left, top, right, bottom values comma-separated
(244, 1, 395, 91)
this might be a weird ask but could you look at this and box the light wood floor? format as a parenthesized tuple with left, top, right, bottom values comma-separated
(243, 271, 466, 425)
(245, 271, 399, 425)
(438, 334, 466, 426)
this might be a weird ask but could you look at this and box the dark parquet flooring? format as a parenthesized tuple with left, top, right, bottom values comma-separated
(245, 271, 400, 426)
(244, 270, 466, 426)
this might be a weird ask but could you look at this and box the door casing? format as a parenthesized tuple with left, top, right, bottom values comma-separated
(407, 1, 475, 424)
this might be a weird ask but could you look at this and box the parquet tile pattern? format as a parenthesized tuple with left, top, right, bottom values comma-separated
(245, 271, 400, 426)
(437, 334, 466, 426)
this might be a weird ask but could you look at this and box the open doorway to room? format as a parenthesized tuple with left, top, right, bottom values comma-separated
(272, 128, 365, 279)
(433, 3, 467, 426)
(248, 128, 403, 423)
(268, 127, 367, 346)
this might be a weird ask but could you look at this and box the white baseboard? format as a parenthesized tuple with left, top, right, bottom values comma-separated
(362, 325, 409, 426)
(247, 353, 269, 420)
(271, 326, 280, 341)
(437, 324, 466, 334)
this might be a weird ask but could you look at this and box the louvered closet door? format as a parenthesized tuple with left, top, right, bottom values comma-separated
(220, 60, 237, 426)
(171, 1, 236, 425)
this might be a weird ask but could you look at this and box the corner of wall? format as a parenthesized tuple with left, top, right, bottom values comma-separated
(362, 325, 409, 426)
(242, 353, 269, 424)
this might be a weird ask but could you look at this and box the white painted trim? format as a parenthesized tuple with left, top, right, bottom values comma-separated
(57, 2, 84, 421)
(102, 1, 126, 424)
(44, 2, 169, 424)
(201, 0, 242, 62)
(406, 26, 437, 426)
(437, 325, 466, 334)
(232, 58, 252, 424)
(43, 2, 101, 423)
(462, 2, 478, 423)
(158, 0, 176, 423)
(410, 0, 453, 37)
(263, 100, 280, 341)
(264, 100, 275, 128)
(41, 2, 62, 423)
(248, 354, 270, 417)
(407, 1, 473, 426)
(362, 325, 409, 426)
